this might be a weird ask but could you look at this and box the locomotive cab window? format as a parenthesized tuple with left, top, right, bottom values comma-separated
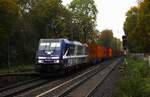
(39, 41, 60, 51)
(38, 39, 61, 55)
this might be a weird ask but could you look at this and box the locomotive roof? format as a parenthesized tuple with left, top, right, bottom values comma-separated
(40, 38, 83, 46)
(63, 39, 83, 46)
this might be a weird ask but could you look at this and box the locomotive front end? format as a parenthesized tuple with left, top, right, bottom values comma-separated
(35, 39, 63, 72)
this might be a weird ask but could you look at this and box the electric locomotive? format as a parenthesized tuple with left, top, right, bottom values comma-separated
(35, 38, 88, 72)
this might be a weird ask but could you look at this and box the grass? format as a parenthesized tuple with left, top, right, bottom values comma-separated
(114, 56, 150, 97)
(0, 64, 34, 74)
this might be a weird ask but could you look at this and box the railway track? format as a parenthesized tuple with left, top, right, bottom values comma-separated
(0, 72, 40, 89)
(0, 77, 52, 97)
(0, 71, 38, 77)
(35, 58, 121, 97)
(0, 64, 95, 97)
(0, 58, 121, 97)
(61, 58, 121, 97)
(15, 63, 103, 97)
(0, 76, 43, 92)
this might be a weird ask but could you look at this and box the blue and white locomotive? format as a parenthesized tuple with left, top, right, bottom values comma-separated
(36, 38, 88, 73)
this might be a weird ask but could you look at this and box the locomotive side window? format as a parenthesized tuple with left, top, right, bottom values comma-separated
(77, 46, 83, 55)
(64, 44, 69, 55)
(67, 44, 75, 56)
(82, 46, 86, 55)
(85, 47, 88, 55)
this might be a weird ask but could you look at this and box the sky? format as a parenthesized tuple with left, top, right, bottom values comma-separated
(62, 0, 137, 40)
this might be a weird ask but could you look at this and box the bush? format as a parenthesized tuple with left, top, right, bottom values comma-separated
(115, 56, 150, 97)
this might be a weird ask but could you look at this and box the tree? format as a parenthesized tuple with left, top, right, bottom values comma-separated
(124, 0, 150, 53)
(99, 29, 113, 48)
(30, 0, 73, 38)
(97, 29, 122, 51)
(69, 0, 98, 42)
(0, 0, 19, 66)
(112, 37, 122, 51)
(0, 0, 19, 38)
(124, 7, 139, 52)
(136, 0, 150, 52)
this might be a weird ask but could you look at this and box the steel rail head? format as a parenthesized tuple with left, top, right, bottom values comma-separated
(36, 65, 101, 97)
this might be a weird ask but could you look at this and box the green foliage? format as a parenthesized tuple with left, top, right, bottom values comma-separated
(0, 0, 19, 37)
(69, 0, 98, 42)
(99, 29, 113, 48)
(0, 0, 20, 66)
(96, 29, 122, 51)
(69, 0, 97, 21)
(124, 0, 150, 53)
(115, 57, 150, 97)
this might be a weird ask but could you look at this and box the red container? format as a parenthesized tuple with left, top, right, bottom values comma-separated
(88, 43, 108, 60)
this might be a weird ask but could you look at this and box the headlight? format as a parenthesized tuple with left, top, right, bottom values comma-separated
(38, 57, 46, 59)
(38, 60, 44, 63)
(54, 60, 59, 63)
(51, 57, 59, 59)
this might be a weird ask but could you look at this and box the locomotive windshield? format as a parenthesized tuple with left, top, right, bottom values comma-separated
(38, 39, 61, 56)
(39, 42, 60, 51)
